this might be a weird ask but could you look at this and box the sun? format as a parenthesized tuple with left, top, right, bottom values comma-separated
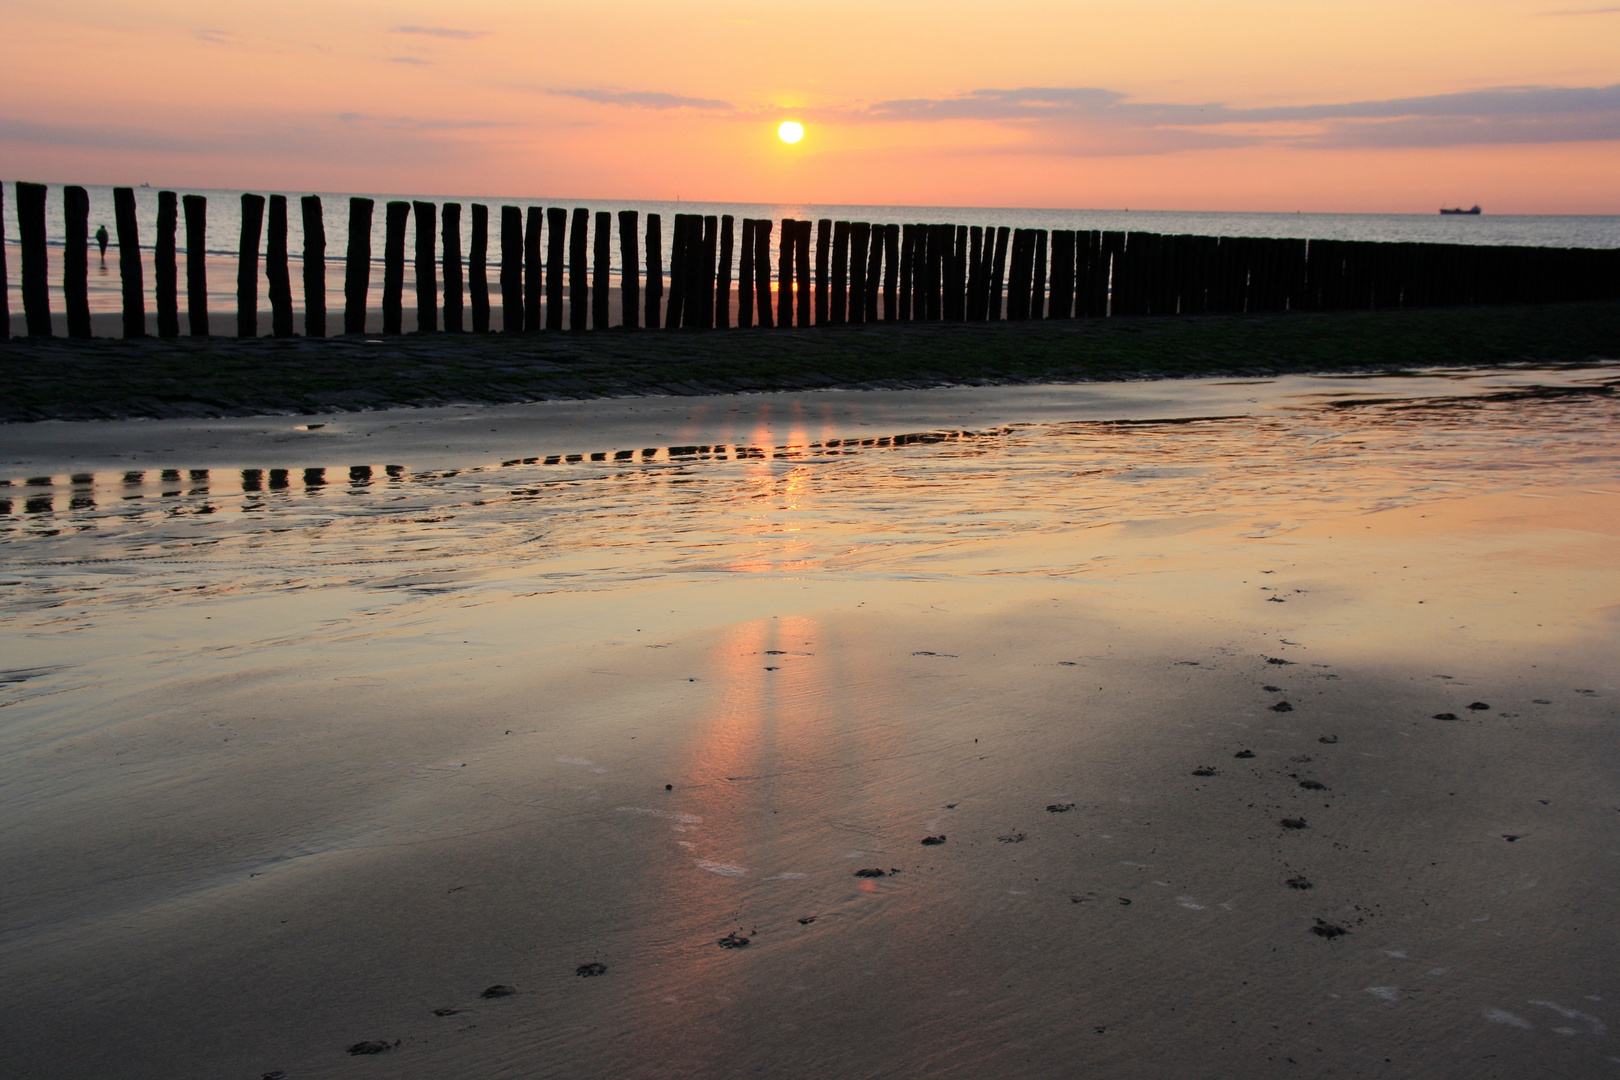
(777, 120, 804, 144)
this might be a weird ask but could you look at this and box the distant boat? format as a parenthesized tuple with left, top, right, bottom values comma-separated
(1440, 205, 1481, 215)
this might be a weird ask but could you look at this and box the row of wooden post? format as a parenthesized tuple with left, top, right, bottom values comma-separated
(5, 182, 1619, 340)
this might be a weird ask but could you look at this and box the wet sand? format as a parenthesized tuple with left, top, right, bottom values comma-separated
(1, 371, 1618, 1078)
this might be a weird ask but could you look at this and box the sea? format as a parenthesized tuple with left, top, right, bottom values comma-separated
(4, 183, 1619, 336)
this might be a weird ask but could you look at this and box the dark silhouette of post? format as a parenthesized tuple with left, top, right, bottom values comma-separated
(965, 226, 985, 321)
(63, 186, 91, 338)
(924, 224, 945, 321)
(569, 207, 589, 331)
(302, 196, 326, 337)
(830, 221, 849, 324)
(441, 202, 462, 333)
(469, 204, 490, 333)
(864, 224, 883, 322)
(881, 224, 899, 320)
(738, 219, 756, 328)
(382, 200, 409, 334)
(796, 220, 812, 327)
(777, 218, 795, 327)
(898, 225, 915, 321)
(155, 191, 179, 338)
(848, 223, 868, 325)
(180, 195, 208, 337)
(666, 215, 688, 328)
(16, 182, 50, 336)
(267, 195, 294, 338)
(813, 219, 832, 325)
(1007, 229, 1031, 320)
(525, 208, 543, 332)
(594, 211, 612, 329)
(911, 224, 929, 321)
(753, 219, 773, 329)
(1031, 229, 1048, 319)
(696, 213, 716, 327)
(988, 226, 1009, 320)
(113, 187, 146, 338)
(499, 206, 522, 333)
(412, 201, 437, 333)
(644, 213, 663, 329)
(1048, 230, 1074, 319)
(948, 225, 967, 320)
(546, 207, 566, 330)
(0, 186, 8, 340)
(715, 214, 734, 329)
(343, 197, 372, 334)
(620, 209, 640, 329)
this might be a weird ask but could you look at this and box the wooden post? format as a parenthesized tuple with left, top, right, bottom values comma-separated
(383, 200, 409, 334)
(0, 184, 9, 340)
(546, 207, 566, 330)
(910, 224, 929, 321)
(898, 225, 915, 321)
(863, 224, 883, 322)
(155, 191, 179, 337)
(965, 226, 985, 321)
(569, 207, 589, 331)
(1030, 229, 1047, 320)
(815, 219, 831, 324)
(830, 221, 849, 324)
(1048, 230, 1074, 318)
(469, 204, 490, 333)
(644, 213, 663, 329)
(525, 207, 543, 332)
(499, 205, 522, 333)
(943, 225, 966, 321)
(666, 214, 688, 329)
(113, 187, 146, 338)
(302, 195, 326, 336)
(343, 197, 372, 334)
(267, 194, 294, 337)
(695, 215, 717, 329)
(738, 219, 756, 328)
(1004, 225, 1030, 317)
(16, 182, 51, 336)
(753, 219, 773, 329)
(594, 210, 612, 329)
(63, 185, 91, 338)
(847, 223, 869, 325)
(715, 214, 734, 329)
(925, 224, 946, 321)
(777, 218, 795, 327)
(882, 224, 900, 321)
(237, 193, 265, 337)
(620, 209, 640, 329)
(441, 202, 462, 333)
(411, 201, 437, 333)
(796, 220, 812, 327)
(988, 226, 1009, 320)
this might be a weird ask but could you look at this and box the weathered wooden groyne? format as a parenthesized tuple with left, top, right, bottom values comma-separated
(6, 183, 1619, 340)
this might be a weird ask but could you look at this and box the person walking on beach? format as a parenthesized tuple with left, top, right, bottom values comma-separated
(96, 224, 109, 264)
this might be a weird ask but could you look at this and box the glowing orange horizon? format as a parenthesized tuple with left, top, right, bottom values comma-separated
(2, 1, 1617, 213)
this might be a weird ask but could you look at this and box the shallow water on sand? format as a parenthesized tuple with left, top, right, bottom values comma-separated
(2, 374, 1617, 648)
(2, 372, 1619, 1080)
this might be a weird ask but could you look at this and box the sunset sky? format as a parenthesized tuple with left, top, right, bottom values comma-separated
(4, 0, 1618, 212)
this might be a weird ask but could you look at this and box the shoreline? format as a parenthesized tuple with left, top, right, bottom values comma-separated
(2, 362, 1615, 479)
(1, 301, 1616, 425)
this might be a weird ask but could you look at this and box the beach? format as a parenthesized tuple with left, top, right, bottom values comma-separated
(2, 367, 1618, 1078)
